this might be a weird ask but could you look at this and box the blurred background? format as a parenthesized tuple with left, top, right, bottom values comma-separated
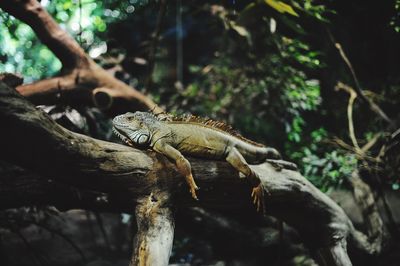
(0, 0, 399, 265)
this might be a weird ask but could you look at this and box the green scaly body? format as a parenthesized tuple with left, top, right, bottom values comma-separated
(112, 111, 294, 212)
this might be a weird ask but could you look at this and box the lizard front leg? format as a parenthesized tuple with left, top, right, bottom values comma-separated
(226, 146, 266, 213)
(154, 142, 199, 199)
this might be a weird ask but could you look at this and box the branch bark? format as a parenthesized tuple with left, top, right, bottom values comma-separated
(335, 82, 361, 152)
(348, 170, 384, 255)
(0, 0, 163, 114)
(131, 192, 174, 266)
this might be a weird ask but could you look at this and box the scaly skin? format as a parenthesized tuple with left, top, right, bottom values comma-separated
(112, 112, 291, 212)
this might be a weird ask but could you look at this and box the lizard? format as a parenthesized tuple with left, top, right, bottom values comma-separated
(112, 111, 297, 212)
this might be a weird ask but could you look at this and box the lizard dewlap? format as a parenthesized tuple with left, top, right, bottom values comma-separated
(112, 111, 284, 212)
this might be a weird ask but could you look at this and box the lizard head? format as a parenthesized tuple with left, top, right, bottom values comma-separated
(112, 112, 155, 147)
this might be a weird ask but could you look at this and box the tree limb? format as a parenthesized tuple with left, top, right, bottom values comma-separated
(0, 81, 383, 265)
(0, 0, 163, 114)
(348, 170, 384, 255)
(131, 191, 174, 266)
(335, 81, 361, 152)
(327, 30, 393, 124)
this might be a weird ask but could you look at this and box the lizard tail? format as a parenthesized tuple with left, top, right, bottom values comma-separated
(258, 147, 281, 160)
(253, 147, 299, 171)
(236, 143, 281, 163)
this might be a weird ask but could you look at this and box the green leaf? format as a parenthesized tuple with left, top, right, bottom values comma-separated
(264, 0, 299, 17)
(230, 23, 249, 37)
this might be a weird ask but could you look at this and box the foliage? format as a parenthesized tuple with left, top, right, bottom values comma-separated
(0, 0, 146, 81)
(264, 0, 299, 17)
(149, 1, 347, 188)
(0, 12, 61, 81)
(391, 0, 400, 32)
(289, 128, 358, 192)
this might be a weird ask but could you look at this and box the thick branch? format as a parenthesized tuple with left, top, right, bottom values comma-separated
(0, 161, 127, 212)
(131, 192, 174, 266)
(347, 170, 383, 255)
(0, 81, 379, 265)
(15, 73, 82, 106)
(0, 1, 163, 114)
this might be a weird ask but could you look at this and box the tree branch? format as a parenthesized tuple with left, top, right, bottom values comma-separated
(327, 30, 393, 124)
(348, 170, 384, 255)
(15, 74, 81, 106)
(0, 81, 381, 265)
(131, 191, 174, 266)
(335, 82, 361, 152)
(0, 161, 129, 212)
(0, 0, 163, 114)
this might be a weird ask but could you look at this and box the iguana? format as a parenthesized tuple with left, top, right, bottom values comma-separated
(112, 111, 296, 211)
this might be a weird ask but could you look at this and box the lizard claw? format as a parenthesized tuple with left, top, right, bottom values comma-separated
(190, 187, 199, 200)
(186, 174, 199, 200)
(251, 184, 266, 214)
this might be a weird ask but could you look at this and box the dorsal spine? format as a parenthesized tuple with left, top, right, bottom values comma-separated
(162, 113, 265, 147)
